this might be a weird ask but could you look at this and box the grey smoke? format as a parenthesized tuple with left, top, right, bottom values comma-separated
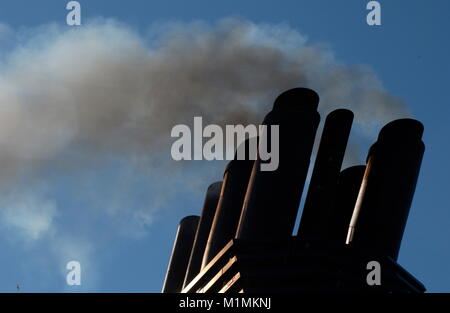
(0, 18, 407, 240)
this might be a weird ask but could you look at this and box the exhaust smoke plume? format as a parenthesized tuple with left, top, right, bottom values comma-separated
(0, 18, 407, 288)
(0, 19, 406, 180)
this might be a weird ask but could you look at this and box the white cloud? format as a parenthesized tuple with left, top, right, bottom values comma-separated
(0, 188, 56, 241)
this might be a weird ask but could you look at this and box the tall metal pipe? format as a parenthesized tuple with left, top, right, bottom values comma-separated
(298, 109, 354, 240)
(236, 88, 320, 241)
(202, 139, 255, 268)
(183, 182, 222, 287)
(326, 165, 366, 244)
(162, 215, 199, 293)
(346, 119, 425, 260)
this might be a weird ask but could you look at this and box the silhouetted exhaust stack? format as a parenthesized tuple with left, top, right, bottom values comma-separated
(298, 109, 353, 241)
(162, 215, 199, 293)
(327, 165, 366, 243)
(202, 139, 255, 267)
(236, 88, 320, 240)
(183, 182, 222, 287)
(163, 88, 427, 293)
(346, 119, 425, 260)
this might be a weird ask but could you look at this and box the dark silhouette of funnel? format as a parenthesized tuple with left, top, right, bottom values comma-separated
(298, 109, 353, 240)
(326, 165, 366, 243)
(236, 88, 320, 241)
(162, 215, 199, 293)
(202, 138, 256, 268)
(183, 182, 222, 287)
(347, 119, 425, 260)
(162, 88, 428, 294)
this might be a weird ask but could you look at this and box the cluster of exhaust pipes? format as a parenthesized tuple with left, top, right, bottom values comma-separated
(162, 88, 425, 293)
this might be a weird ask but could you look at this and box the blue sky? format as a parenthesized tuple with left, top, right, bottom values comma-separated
(0, 0, 448, 292)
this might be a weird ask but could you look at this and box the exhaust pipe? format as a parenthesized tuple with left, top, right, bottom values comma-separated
(298, 109, 354, 240)
(346, 119, 425, 260)
(183, 182, 222, 288)
(326, 165, 366, 244)
(162, 215, 199, 293)
(202, 139, 255, 268)
(236, 88, 320, 241)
